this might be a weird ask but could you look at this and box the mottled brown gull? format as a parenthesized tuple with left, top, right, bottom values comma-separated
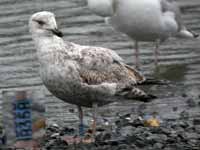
(87, 0, 199, 68)
(29, 11, 156, 137)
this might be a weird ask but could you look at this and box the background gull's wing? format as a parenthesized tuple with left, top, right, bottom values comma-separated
(87, 0, 114, 17)
(160, 0, 183, 30)
(160, 0, 199, 38)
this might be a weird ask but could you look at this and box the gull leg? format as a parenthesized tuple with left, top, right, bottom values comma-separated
(92, 103, 98, 139)
(134, 41, 140, 69)
(77, 106, 84, 137)
(154, 40, 160, 67)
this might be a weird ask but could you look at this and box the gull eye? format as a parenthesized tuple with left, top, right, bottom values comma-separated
(36, 20, 45, 26)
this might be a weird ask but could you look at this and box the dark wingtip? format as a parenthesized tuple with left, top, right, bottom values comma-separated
(188, 29, 199, 38)
(193, 33, 199, 38)
(140, 94, 157, 103)
(140, 78, 170, 85)
(185, 28, 199, 39)
(148, 94, 157, 99)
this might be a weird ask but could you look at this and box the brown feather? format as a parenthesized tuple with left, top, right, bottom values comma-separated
(124, 64, 145, 83)
(80, 63, 143, 85)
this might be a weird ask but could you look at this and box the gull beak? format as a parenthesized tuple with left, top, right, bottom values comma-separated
(50, 28, 63, 37)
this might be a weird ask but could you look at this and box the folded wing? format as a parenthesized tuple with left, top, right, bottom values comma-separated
(71, 43, 155, 101)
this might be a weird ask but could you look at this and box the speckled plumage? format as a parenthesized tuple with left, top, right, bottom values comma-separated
(29, 11, 155, 108)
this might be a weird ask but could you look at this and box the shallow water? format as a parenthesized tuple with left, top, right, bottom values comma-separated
(0, 0, 200, 126)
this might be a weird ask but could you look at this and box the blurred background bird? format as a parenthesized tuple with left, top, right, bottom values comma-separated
(87, 0, 199, 69)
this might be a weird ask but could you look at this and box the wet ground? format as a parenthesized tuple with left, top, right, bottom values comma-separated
(41, 115, 200, 150)
(0, 0, 200, 148)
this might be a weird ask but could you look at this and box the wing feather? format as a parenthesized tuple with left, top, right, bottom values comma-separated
(160, 0, 183, 30)
(75, 45, 143, 85)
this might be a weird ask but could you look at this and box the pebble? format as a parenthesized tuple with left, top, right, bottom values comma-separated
(193, 118, 200, 125)
(40, 115, 200, 150)
(186, 98, 196, 107)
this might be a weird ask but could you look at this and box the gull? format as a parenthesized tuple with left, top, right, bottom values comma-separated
(87, 0, 199, 68)
(87, 0, 114, 17)
(29, 11, 157, 138)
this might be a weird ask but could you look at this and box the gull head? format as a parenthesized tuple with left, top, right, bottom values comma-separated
(29, 11, 63, 38)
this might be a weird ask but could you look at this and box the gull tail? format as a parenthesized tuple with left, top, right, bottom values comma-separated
(140, 78, 170, 85)
(116, 87, 157, 102)
(177, 27, 199, 39)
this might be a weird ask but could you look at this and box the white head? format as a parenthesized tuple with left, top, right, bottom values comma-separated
(29, 11, 63, 38)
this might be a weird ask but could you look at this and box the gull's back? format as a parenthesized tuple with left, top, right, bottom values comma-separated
(87, 0, 113, 17)
(110, 0, 165, 41)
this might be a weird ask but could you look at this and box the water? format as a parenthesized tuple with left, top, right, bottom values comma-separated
(0, 0, 200, 126)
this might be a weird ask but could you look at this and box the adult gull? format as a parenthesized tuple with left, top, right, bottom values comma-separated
(29, 11, 157, 138)
(87, 0, 199, 68)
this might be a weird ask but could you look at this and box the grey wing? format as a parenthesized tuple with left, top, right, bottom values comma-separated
(87, 0, 114, 17)
(161, 0, 180, 14)
(160, 0, 185, 31)
(160, 0, 199, 38)
(160, 0, 183, 30)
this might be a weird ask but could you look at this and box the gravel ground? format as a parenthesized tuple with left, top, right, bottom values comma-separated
(42, 111, 200, 150)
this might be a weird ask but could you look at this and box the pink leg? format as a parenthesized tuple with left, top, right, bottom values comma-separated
(78, 106, 84, 136)
(154, 40, 160, 67)
(134, 41, 140, 69)
(92, 103, 98, 139)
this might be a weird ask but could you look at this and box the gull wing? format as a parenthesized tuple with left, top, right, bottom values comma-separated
(74, 44, 155, 101)
(160, 0, 183, 30)
(160, 0, 198, 38)
(76, 44, 144, 85)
